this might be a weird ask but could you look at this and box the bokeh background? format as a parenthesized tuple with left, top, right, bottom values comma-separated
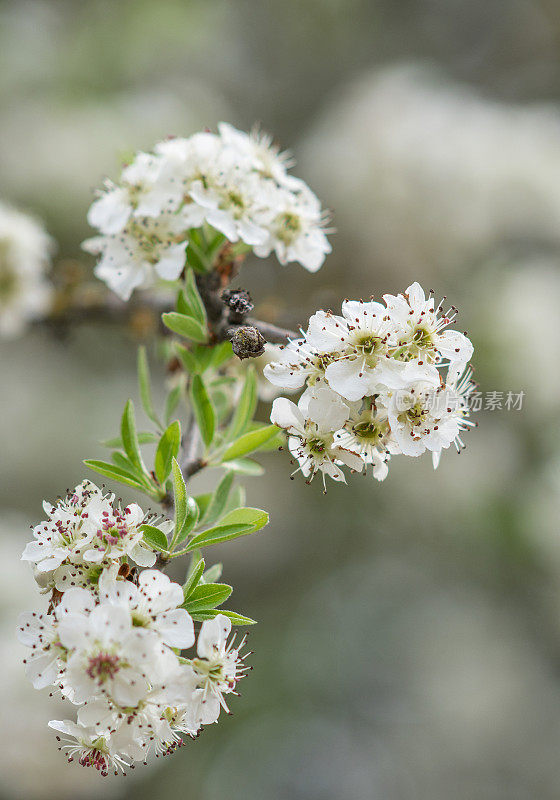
(2, 1, 560, 798)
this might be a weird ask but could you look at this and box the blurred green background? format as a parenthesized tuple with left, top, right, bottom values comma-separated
(2, 1, 560, 798)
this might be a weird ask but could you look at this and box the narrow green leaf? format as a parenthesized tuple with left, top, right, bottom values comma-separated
(102, 432, 158, 448)
(83, 460, 147, 492)
(201, 563, 223, 584)
(111, 451, 144, 478)
(203, 472, 234, 527)
(221, 425, 279, 462)
(121, 400, 143, 470)
(140, 524, 169, 552)
(224, 485, 246, 516)
(182, 557, 205, 599)
(220, 610, 257, 625)
(190, 610, 222, 621)
(162, 312, 208, 343)
(174, 343, 198, 375)
(176, 289, 191, 316)
(182, 583, 232, 613)
(194, 492, 213, 522)
(210, 387, 231, 425)
(165, 384, 182, 424)
(252, 427, 284, 452)
(137, 346, 162, 428)
(191, 344, 215, 374)
(222, 458, 265, 476)
(154, 420, 181, 485)
(175, 496, 199, 545)
(185, 268, 207, 326)
(188, 609, 257, 625)
(210, 341, 233, 369)
(171, 458, 187, 538)
(185, 243, 207, 273)
(185, 507, 269, 551)
(228, 366, 257, 440)
(190, 375, 215, 448)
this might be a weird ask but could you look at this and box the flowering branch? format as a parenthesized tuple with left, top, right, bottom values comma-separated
(14, 122, 476, 778)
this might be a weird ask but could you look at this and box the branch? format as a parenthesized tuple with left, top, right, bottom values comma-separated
(244, 317, 298, 343)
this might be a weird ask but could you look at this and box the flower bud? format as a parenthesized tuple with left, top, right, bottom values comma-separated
(229, 325, 266, 359)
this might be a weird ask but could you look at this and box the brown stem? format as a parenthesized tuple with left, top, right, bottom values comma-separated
(244, 317, 298, 343)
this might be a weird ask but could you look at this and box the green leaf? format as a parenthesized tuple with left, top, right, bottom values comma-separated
(194, 492, 213, 522)
(185, 244, 207, 273)
(201, 563, 223, 584)
(83, 460, 147, 492)
(220, 610, 257, 625)
(190, 375, 215, 448)
(111, 451, 143, 477)
(211, 341, 233, 369)
(175, 496, 199, 545)
(188, 609, 257, 625)
(171, 458, 187, 538)
(176, 289, 191, 316)
(182, 583, 232, 613)
(140, 524, 169, 552)
(137, 346, 162, 429)
(221, 425, 279, 462)
(182, 557, 205, 599)
(184, 268, 207, 326)
(222, 458, 265, 476)
(162, 312, 208, 343)
(102, 432, 158, 448)
(191, 344, 215, 373)
(165, 384, 182, 424)
(224, 485, 246, 516)
(253, 428, 284, 452)
(203, 472, 234, 527)
(175, 343, 227, 376)
(121, 400, 143, 470)
(190, 610, 222, 621)
(185, 507, 269, 551)
(227, 366, 257, 440)
(154, 421, 181, 485)
(174, 343, 198, 375)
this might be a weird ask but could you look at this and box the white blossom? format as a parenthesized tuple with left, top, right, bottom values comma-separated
(253, 182, 332, 272)
(21, 481, 166, 589)
(383, 282, 473, 366)
(333, 402, 391, 481)
(84, 124, 331, 299)
(263, 338, 332, 391)
(305, 300, 401, 402)
(266, 283, 476, 481)
(20, 485, 251, 774)
(190, 614, 250, 716)
(384, 361, 474, 464)
(271, 389, 364, 485)
(58, 601, 175, 707)
(80, 500, 165, 568)
(98, 566, 194, 649)
(17, 587, 96, 689)
(217, 122, 296, 186)
(0, 201, 53, 337)
(48, 719, 142, 776)
(21, 481, 108, 588)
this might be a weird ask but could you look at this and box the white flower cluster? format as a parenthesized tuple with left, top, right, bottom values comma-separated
(18, 481, 248, 775)
(265, 283, 475, 485)
(0, 201, 53, 337)
(83, 123, 331, 300)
